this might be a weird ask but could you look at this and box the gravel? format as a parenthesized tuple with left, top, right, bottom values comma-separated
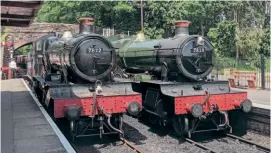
(56, 119, 136, 153)
(242, 131, 270, 148)
(73, 136, 133, 153)
(198, 136, 263, 153)
(123, 115, 270, 153)
(123, 115, 206, 153)
(57, 115, 270, 153)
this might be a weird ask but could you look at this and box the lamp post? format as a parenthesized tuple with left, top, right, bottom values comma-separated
(140, 0, 143, 32)
(129, 0, 144, 32)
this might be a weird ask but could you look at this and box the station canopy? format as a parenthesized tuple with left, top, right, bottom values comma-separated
(1, 1, 43, 27)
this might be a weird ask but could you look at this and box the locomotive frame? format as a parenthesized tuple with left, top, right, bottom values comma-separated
(32, 75, 142, 140)
(133, 80, 250, 137)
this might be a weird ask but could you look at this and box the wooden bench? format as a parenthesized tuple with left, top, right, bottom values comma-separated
(229, 71, 257, 89)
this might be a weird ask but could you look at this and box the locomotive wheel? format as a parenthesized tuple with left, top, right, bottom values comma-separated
(33, 81, 41, 101)
(40, 91, 47, 106)
(172, 115, 189, 137)
(137, 109, 145, 121)
(229, 110, 247, 136)
(148, 114, 159, 125)
(37, 92, 43, 102)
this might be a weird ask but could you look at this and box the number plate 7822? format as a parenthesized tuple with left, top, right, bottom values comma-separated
(86, 48, 103, 53)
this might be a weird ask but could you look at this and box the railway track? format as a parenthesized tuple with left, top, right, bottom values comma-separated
(120, 137, 143, 153)
(69, 137, 143, 153)
(71, 133, 269, 153)
(226, 134, 270, 153)
(25, 79, 269, 153)
(248, 107, 270, 135)
(183, 134, 270, 153)
(184, 138, 219, 153)
(24, 80, 143, 153)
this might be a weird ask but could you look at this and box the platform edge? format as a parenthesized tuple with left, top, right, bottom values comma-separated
(21, 79, 76, 153)
(252, 102, 271, 110)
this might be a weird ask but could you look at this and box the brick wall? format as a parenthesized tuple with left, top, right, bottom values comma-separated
(6, 22, 79, 46)
(0, 47, 4, 68)
(1, 22, 78, 68)
(2, 46, 10, 67)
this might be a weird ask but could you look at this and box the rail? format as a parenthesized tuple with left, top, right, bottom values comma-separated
(184, 138, 219, 153)
(120, 138, 143, 153)
(247, 106, 270, 135)
(226, 134, 270, 153)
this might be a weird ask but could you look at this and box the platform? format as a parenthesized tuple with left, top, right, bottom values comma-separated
(232, 88, 270, 109)
(1, 79, 74, 153)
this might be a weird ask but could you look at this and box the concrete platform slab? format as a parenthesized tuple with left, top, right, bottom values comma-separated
(14, 135, 66, 153)
(232, 88, 270, 108)
(1, 79, 73, 153)
(13, 116, 48, 128)
(14, 124, 56, 140)
(1, 100, 14, 153)
(13, 108, 43, 120)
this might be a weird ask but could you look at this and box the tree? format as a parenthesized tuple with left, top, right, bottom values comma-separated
(237, 28, 264, 58)
(14, 45, 32, 56)
(143, 1, 184, 38)
(207, 21, 237, 58)
(260, 28, 270, 56)
(37, 1, 268, 59)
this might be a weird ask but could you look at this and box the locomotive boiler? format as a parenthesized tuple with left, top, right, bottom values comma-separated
(45, 19, 116, 83)
(110, 21, 214, 82)
(109, 20, 252, 137)
(26, 17, 142, 140)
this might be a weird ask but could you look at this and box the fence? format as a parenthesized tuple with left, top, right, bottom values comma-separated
(94, 26, 135, 37)
(210, 55, 270, 90)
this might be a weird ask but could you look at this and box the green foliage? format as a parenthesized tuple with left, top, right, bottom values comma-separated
(37, 1, 269, 59)
(221, 1, 265, 28)
(207, 21, 237, 57)
(143, 1, 184, 38)
(111, 2, 139, 32)
(260, 28, 270, 56)
(181, 2, 206, 35)
(15, 45, 32, 56)
(1, 28, 11, 41)
(38, 1, 96, 24)
(237, 28, 264, 58)
(38, 1, 140, 33)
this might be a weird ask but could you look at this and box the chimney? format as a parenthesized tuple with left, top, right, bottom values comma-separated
(174, 20, 191, 35)
(79, 17, 94, 34)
